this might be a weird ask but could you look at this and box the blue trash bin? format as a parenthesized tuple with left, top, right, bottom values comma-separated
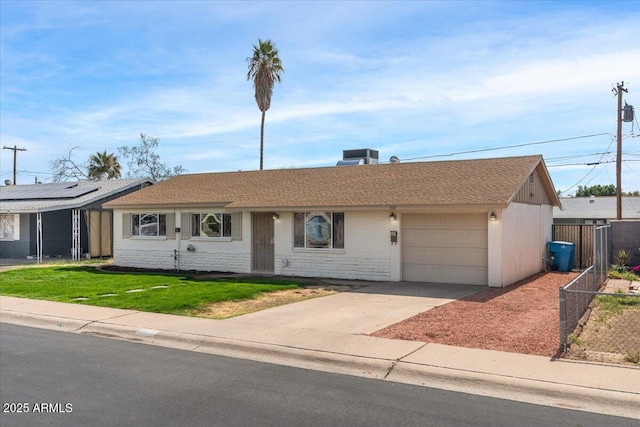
(547, 241, 575, 272)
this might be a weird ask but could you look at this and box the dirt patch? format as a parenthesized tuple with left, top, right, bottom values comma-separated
(372, 272, 578, 357)
(191, 287, 337, 319)
(565, 302, 640, 365)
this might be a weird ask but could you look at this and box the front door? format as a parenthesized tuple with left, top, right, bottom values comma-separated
(252, 212, 274, 272)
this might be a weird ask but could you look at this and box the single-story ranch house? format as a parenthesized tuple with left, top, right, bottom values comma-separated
(104, 155, 560, 287)
(553, 196, 640, 225)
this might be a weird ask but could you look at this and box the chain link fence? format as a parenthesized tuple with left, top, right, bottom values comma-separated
(559, 225, 640, 365)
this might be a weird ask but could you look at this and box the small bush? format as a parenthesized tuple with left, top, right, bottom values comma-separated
(611, 249, 632, 272)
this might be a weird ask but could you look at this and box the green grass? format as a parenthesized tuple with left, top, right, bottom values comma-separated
(593, 293, 640, 322)
(0, 266, 299, 316)
(608, 270, 638, 281)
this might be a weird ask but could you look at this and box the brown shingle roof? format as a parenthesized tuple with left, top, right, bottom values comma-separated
(104, 155, 559, 209)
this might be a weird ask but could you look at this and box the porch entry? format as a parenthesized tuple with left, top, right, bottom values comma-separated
(252, 212, 274, 272)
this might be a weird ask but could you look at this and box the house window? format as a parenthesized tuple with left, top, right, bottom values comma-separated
(191, 213, 232, 238)
(132, 213, 166, 237)
(294, 212, 344, 249)
(0, 214, 19, 240)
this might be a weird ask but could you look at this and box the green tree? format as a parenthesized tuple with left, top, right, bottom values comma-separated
(247, 39, 284, 170)
(87, 151, 121, 180)
(574, 184, 617, 197)
(118, 133, 185, 181)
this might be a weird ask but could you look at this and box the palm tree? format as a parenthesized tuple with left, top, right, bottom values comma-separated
(247, 39, 284, 170)
(87, 151, 121, 180)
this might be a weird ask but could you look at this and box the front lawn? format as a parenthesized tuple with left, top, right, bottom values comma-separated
(0, 266, 300, 316)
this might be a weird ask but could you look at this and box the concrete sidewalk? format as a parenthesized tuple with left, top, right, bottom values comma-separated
(1, 294, 639, 419)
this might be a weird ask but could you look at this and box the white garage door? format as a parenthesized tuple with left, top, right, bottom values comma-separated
(402, 213, 488, 285)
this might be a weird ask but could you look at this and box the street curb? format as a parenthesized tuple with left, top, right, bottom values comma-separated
(0, 310, 92, 333)
(387, 361, 640, 419)
(77, 322, 209, 352)
(194, 336, 392, 379)
(77, 321, 393, 379)
(2, 311, 639, 419)
(0, 311, 393, 379)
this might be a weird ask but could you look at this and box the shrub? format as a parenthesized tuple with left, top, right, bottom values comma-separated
(611, 249, 632, 272)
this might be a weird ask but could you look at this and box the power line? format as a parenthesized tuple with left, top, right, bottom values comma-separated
(557, 133, 618, 196)
(548, 159, 640, 167)
(545, 152, 613, 162)
(400, 133, 611, 162)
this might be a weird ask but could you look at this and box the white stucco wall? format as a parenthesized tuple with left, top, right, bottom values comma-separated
(488, 203, 553, 287)
(273, 211, 394, 281)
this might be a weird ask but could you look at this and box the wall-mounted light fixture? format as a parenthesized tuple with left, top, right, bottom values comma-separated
(272, 213, 279, 220)
(389, 212, 397, 221)
(489, 212, 497, 221)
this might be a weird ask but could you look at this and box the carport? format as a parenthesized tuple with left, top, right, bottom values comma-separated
(0, 179, 151, 261)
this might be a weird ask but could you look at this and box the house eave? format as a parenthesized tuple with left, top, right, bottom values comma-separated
(106, 203, 510, 213)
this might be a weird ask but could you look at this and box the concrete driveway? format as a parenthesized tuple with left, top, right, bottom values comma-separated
(234, 282, 481, 334)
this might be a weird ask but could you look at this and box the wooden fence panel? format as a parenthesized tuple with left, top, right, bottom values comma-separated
(552, 225, 594, 270)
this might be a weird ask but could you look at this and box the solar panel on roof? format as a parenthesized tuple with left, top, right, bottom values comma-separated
(0, 183, 100, 201)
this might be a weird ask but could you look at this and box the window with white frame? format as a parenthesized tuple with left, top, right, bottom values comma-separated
(131, 213, 166, 237)
(0, 214, 19, 240)
(191, 213, 232, 238)
(294, 212, 344, 249)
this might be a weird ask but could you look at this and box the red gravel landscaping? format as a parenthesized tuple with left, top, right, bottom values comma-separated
(372, 271, 578, 357)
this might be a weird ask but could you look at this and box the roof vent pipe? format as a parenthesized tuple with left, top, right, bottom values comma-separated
(389, 156, 400, 164)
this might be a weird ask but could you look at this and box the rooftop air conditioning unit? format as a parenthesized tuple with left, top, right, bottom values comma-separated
(340, 148, 379, 165)
(336, 158, 365, 166)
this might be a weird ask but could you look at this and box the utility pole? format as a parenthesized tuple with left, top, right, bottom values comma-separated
(2, 145, 27, 185)
(614, 82, 628, 220)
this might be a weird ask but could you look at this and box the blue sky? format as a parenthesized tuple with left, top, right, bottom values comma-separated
(1, 1, 639, 195)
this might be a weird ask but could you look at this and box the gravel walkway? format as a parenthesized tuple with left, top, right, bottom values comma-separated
(372, 271, 578, 357)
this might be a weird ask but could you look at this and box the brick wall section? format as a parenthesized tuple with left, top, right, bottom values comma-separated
(274, 250, 391, 281)
(113, 209, 393, 279)
(113, 210, 252, 273)
(115, 248, 251, 273)
(273, 211, 393, 281)
(611, 220, 640, 267)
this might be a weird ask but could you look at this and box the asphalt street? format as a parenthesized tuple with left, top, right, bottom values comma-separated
(0, 323, 637, 427)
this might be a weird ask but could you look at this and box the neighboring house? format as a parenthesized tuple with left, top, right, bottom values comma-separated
(104, 155, 560, 287)
(553, 196, 640, 224)
(0, 179, 152, 260)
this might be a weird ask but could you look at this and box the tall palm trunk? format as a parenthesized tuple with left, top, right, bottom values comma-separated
(247, 39, 283, 171)
(260, 110, 266, 170)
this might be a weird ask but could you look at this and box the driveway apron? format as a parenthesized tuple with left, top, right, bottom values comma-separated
(231, 282, 481, 334)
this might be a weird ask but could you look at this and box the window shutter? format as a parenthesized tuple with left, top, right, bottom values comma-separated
(166, 213, 175, 239)
(181, 213, 190, 240)
(231, 212, 242, 241)
(122, 213, 131, 238)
